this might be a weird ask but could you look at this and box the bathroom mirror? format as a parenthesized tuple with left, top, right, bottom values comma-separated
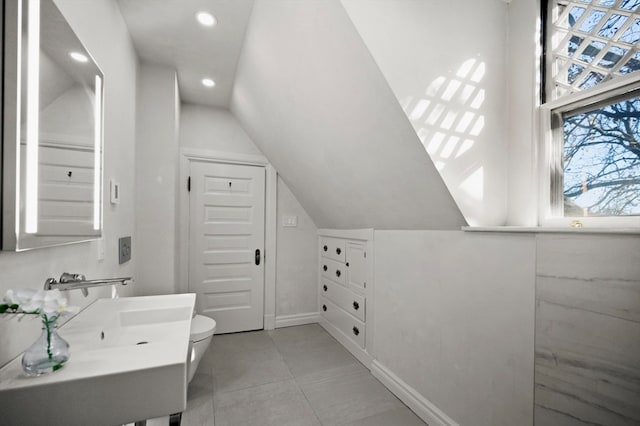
(2, 0, 104, 251)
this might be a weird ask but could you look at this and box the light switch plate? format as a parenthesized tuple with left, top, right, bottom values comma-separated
(282, 215, 298, 227)
(110, 179, 120, 205)
(118, 236, 131, 264)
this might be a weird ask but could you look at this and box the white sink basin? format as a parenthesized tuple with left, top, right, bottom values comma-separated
(0, 294, 196, 426)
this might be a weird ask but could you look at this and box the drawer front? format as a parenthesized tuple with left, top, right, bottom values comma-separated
(320, 258, 347, 286)
(320, 278, 365, 322)
(320, 237, 346, 262)
(320, 296, 365, 348)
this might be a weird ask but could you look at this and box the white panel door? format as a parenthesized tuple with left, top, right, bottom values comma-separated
(189, 161, 265, 333)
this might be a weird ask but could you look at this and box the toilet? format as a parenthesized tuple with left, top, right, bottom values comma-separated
(188, 315, 216, 383)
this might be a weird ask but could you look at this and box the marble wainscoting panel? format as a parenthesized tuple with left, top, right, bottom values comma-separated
(535, 234, 640, 426)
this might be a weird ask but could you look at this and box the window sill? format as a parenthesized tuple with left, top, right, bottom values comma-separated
(461, 226, 640, 235)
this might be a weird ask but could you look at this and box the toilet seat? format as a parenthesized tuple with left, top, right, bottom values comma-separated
(190, 315, 216, 342)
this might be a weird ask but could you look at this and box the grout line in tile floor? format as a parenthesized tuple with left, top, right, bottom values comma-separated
(268, 331, 325, 426)
(150, 324, 427, 426)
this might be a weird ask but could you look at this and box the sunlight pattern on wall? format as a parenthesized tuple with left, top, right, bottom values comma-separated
(402, 59, 486, 202)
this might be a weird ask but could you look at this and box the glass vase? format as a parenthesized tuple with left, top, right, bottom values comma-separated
(22, 315, 70, 375)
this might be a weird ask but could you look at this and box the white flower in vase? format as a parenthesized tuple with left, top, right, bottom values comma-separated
(1, 288, 79, 375)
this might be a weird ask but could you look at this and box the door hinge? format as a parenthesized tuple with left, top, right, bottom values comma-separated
(187, 176, 191, 192)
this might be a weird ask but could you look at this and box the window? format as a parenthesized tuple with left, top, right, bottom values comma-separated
(542, 0, 640, 226)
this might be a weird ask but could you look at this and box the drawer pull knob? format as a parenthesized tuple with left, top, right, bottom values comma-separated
(336, 270, 341, 277)
(353, 301, 359, 310)
(336, 248, 342, 255)
(322, 305, 327, 312)
(323, 284, 328, 292)
(323, 245, 328, 252)
(346, 262, 350, 267)
(353, 326, 360, 336)
(323, 265, 328, 272)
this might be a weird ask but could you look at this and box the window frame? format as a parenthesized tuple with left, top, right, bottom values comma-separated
(539, 0, 640, 229)
(540, 73, 640, 228)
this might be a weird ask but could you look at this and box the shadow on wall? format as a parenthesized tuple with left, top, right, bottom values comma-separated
(401, 58, 487, 225)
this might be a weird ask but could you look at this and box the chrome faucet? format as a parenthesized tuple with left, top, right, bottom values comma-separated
(44, 273, 133, 297)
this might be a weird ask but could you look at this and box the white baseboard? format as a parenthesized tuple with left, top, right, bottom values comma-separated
(319, 319, 373, 369)
(371, 360, 459, 426)
(275, 312, 320, 328)
(264, 314, 276, 330)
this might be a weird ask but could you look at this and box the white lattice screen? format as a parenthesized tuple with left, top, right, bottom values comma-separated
(548, 0, 640, 100)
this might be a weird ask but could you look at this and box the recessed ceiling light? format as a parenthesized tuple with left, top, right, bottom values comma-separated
(202, 78, 216, 88)
(69, 51, 89, 63)
(196, 11, 216, 27)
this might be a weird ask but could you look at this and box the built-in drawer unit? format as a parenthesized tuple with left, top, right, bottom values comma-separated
(320, 296, 365, 349)
(320, 278, 365, 322)
(320, 237, 346, 262)
(318, 229, 373, 367)
(320, 257, 347, 286)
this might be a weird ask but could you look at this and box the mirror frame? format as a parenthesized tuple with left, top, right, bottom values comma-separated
(2, 0, 104, 251)
(2, 0, 21, 250)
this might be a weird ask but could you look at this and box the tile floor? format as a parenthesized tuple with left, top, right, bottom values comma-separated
(150, 324, 426, 426)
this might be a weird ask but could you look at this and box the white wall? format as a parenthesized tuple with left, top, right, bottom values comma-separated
(276, 176, 318, 317)
(231, 0, 465, 230)
(180, 104, 263, 155)
(0, 0, 138, 367)
(341, 0, 509, 226)
(179, 104, 319, 318)
(506, 0, 540, 226)
(134, 63, 180, 296)
(374, 230, 536, 426)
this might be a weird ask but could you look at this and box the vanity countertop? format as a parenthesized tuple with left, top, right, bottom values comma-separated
(0, 294, 195, 426)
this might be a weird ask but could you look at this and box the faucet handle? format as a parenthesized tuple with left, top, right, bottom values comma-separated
(59, 272, 85, 283)
(44, 277, 57, 290)
(59, 272, 74, 283)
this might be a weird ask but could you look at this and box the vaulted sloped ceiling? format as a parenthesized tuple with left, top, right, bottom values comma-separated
(231, 0, 465, 230)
